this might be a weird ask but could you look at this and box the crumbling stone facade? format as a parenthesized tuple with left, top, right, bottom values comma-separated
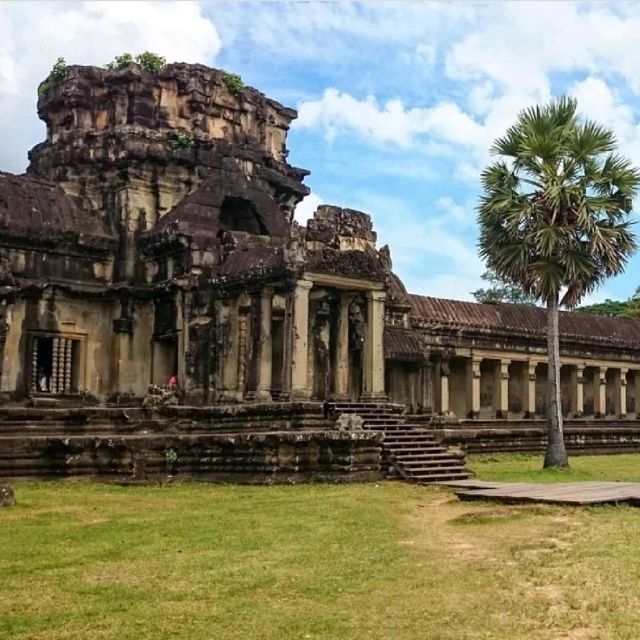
(1, 61, 639, 428)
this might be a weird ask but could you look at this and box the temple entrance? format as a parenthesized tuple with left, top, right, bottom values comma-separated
(152, 337, 178, 386)
(30, 335, 80, 394)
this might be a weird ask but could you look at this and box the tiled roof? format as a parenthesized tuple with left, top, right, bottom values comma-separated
(409, 294, 640, 348)
(384, 325, 428, 360)
(0, 171, 114, 244)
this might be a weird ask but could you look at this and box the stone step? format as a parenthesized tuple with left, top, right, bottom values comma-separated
(392, 451, 462, 460)
(414, 472, 472, 484)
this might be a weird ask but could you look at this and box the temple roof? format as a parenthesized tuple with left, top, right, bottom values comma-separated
(384, 325, 428, 361)
(0, 171, 114, 246)
(409, 294, 640, 348)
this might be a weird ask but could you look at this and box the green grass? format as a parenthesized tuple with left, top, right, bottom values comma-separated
(3, 464, 640, 639)
(469, 452, 640, 483)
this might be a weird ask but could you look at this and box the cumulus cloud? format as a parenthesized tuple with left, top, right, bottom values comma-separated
(0, 1, 221, 172)
(297, 89, 485, 150)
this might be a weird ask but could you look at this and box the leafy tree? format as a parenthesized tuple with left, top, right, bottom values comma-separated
(135, 51, 166, 72)
(106, 52, 134, 70)
(105, 51, 166, 73)
(578, 286, 640, 317)
(222, 71, 244, 98)
(472, 269, 538, 305)
(37, 57, 66, 96)
(478, 96, 640, 468)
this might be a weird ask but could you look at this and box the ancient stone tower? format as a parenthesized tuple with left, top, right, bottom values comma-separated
(27, 63, 309, 281)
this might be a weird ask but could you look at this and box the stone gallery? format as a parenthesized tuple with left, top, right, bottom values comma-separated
(1, 61, 640, 482)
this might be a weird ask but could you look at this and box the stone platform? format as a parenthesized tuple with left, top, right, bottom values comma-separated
(0, 403, 382, 484)
(432, 419, 640, 455)
(445, 479, 640, 506)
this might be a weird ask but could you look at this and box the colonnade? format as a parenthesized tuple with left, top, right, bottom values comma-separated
(437, 354, 640, 419)
(218, 279, 386, 402)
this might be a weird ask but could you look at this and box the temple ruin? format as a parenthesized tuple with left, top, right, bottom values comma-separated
(1, 62, 640, 482)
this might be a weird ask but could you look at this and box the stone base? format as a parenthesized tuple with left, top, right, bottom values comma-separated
(0, 403, 382, 484)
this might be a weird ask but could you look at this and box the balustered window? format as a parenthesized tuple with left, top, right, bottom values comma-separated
(30, 335, 81, 395)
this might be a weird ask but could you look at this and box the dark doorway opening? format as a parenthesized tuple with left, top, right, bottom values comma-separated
(219, 197, 267, 235)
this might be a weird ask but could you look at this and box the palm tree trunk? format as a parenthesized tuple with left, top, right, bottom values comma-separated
(544, 292, 569, 468)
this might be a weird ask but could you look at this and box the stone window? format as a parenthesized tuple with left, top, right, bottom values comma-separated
(219, 197, 267, 235)
(30, 335, 81, 395)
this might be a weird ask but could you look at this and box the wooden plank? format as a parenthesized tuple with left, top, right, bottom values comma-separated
(453, 481, 640, 506)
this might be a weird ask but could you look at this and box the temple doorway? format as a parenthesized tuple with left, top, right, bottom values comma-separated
(30, 335, 80, 394)
(152, 337, 178, 386)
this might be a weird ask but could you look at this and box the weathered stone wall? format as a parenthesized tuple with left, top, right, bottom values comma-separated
(1, 291, 155, 399)
(438, 421, 640, 455)
(0, 403, 381, 483)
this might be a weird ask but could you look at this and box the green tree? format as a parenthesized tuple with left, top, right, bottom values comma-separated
(478, 96, 640, 468)
(472, 269, 538, 304)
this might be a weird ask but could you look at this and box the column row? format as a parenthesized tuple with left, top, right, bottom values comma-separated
(438, 356, 639, 419)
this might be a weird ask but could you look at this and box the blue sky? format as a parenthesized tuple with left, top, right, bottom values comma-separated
(2, 1, 640, 303)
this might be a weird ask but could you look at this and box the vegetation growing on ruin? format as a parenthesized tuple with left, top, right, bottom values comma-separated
(106, 51, 167, 72)
(4, 475, 640, 639)
(171, 131, 197, 151)
(37, 57, 67, 97)
(222, 71, 244, 98)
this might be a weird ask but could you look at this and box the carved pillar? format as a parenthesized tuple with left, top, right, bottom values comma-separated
(333, 294, 351, 400)
(255, 288, 274, 402)
(570, 365, 584, 417)
(420, 361, 433, 413)
(466, 357, 481, 419)
(615, 367, 627, 419)
(362, 290, 386, 399)
(280, 291, 294, 401)
(594, 365, 607, 418)
(494, 359, 510, 419)
(523, 361, 537, 418)
(290, 280, 312, 400)
(439, 356, 451, 415)
(236, 313, 248, 399)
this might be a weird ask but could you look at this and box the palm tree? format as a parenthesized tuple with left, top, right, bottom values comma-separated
(478, 97, 640, 468)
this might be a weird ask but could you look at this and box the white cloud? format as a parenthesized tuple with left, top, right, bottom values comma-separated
(296, 89, 485, 150)
(0, 1, 221, 172)
(294, 192, 323, 225)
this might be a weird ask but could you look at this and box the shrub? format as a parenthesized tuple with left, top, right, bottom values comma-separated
(106, 52, 134, 70)
(105, 51, 166, 73)
(135, 51, 166, 72)
(37, 57, 67, 97)
(171, 132, 197, 151)
(222, 71, 244, 98)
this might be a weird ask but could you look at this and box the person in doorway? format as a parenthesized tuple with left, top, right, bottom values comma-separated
(38, 366, 48, 392)
(167, 374, 178, 389)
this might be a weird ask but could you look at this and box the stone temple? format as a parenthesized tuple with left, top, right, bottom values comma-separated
(1, 62, 640, 482)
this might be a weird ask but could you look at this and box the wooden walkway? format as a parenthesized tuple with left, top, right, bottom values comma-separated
(444, 479, 640, 506)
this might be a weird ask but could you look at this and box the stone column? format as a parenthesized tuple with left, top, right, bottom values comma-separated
(570, 365, 584, 417)
(438, 356, 451, 415)
(290, 280, 313, 400)
(495, 359, 510, 419)
(466, 357, 481, 419)
(333, 294, 351, 399)
(616, 367, 628, 418)
(523, 361, 537, 418)
(255, 287, 274, 402)
(594, 365, 607, 418)
(362, 290, 386, 399)
(420, 361, 433, 413)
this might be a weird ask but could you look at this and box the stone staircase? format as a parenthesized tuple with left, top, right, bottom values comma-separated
(330, 402, 471, 484)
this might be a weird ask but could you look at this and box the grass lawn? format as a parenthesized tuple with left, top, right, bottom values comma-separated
(3, 454, 640, 639)
(469, 452, 640, 483)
